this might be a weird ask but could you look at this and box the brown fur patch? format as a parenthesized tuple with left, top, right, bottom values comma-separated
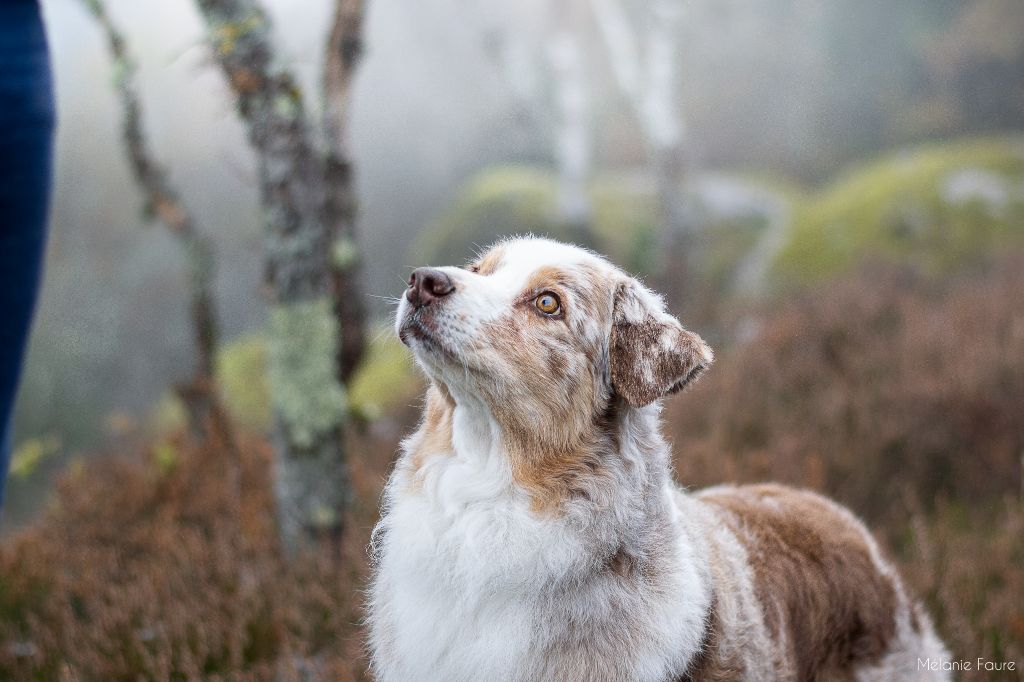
(513, 437, 617, 514)
(699, 485, 898, 680)
(462, 263, 619, 512)
(407, 386, 454, 487)
(483, 338, 609, 514)
(472, 246, 506, 276)
(611, 319, 710, 407)
(522, 265, 570, 295)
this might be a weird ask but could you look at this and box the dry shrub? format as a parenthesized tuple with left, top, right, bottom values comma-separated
(0, 417, 401, 680)
(1, 257, 1022, 679)
(668, 254, 1024, 676)
(670, 255, 1024, 516)
(903, 498, 1024, 681)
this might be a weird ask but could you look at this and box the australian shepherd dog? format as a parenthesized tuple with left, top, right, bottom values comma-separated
(368, 237, 948, 681)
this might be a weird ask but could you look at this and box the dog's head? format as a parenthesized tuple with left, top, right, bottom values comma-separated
(396, 238, 712, 453)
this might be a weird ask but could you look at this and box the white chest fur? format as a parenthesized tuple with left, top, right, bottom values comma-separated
(368, 418, 712, 682)
(370, 446, 580, 680)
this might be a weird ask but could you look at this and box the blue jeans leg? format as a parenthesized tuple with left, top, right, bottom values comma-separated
(0, 0, 55, 508)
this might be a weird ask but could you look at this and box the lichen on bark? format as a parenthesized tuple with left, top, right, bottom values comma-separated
(266, 298, 347, 449)
(331, 236, 359, 269)
(209, 13, 265, 56)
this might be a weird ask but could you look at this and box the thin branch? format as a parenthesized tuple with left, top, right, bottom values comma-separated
(84, 0, 220, 390)
(322, 0, 368, 383)
(323, 0, 364, 158)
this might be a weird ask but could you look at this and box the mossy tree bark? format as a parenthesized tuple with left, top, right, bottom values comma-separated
(195, 0, 363, 554)
(85, 0, 221, 434)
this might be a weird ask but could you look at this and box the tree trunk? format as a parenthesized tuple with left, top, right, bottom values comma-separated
(547, 0, 594, 246)
(323, 0, 368, 384)
(85, 0, 221, 433)
(195, 0, 351, 554)
(590, 0, 692, 286)
(642, 0, 691, 289)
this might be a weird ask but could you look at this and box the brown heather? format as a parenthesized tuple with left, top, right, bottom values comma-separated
(668, 255, 1024, 680)
(0, 415, 408, 680)
(1, 257, 1022, 680)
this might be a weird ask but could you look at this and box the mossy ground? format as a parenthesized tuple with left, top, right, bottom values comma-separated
(772, 136, 1024, 284)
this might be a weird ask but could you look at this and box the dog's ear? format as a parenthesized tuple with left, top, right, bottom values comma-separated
(610, 280, 713, 407)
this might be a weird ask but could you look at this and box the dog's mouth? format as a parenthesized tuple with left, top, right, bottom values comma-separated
(398, 311, 453, 357)
(398, 315, 432, 344)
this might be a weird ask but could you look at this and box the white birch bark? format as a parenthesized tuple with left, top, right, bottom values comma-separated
(591, 0, 690, 272)
(547, 0, 593, 242)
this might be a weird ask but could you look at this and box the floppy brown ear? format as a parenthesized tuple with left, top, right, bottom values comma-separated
(610, 280, 714, 407)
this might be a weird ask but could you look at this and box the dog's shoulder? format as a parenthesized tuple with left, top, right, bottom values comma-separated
(694, 483, 902, 680)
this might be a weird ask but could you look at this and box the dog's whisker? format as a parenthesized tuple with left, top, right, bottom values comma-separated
(370, 327, 394, 346)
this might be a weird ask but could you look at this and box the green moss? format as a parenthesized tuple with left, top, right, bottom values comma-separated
(416, 166, 674, 273)
(331, 236, 360, 270)
(588, 174, 659, 273)
(272, 91, 301, 120)
(418, 168, 638, 271)
(9, 436, 61, 480)
(772, 136, 1024, 285)
(152, 440, 179, 476)
(217, 335, 272, 430)
(111, 56, 134, 90)
(266, 298, 347, 449)
(210, 14, 266, 56)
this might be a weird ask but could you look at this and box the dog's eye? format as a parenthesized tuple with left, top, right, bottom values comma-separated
(535, 292, 561, 315)
(467, 264, 481, 273)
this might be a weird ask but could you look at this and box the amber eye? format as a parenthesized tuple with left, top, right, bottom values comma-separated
(535, 292, 561, 315)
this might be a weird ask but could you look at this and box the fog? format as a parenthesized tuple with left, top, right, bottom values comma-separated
(8, 0, 1022, 524)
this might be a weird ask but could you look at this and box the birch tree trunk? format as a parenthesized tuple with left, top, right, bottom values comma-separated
(547, 0, 594, 245)
(322, 0, 367, 384)
(590, 0, 691, 280)
(644, 0, 690, 281)
(195, 0, 351, 554)
(85, 0, 221, 433)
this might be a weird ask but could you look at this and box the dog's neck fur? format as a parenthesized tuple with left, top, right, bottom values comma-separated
(370, 389, 713, 682)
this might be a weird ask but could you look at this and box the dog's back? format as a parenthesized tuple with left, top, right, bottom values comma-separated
(688, 484, 949, 681)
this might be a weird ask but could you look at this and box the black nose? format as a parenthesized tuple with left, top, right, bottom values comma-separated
(406, 267, 454, 308)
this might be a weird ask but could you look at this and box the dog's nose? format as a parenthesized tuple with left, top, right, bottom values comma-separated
(407, 267, 454, 308)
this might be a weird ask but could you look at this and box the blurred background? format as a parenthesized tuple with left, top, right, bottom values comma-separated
(1, 0, 1023, 679)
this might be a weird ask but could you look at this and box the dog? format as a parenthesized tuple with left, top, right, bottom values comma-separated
(368, 237, 949, 681)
